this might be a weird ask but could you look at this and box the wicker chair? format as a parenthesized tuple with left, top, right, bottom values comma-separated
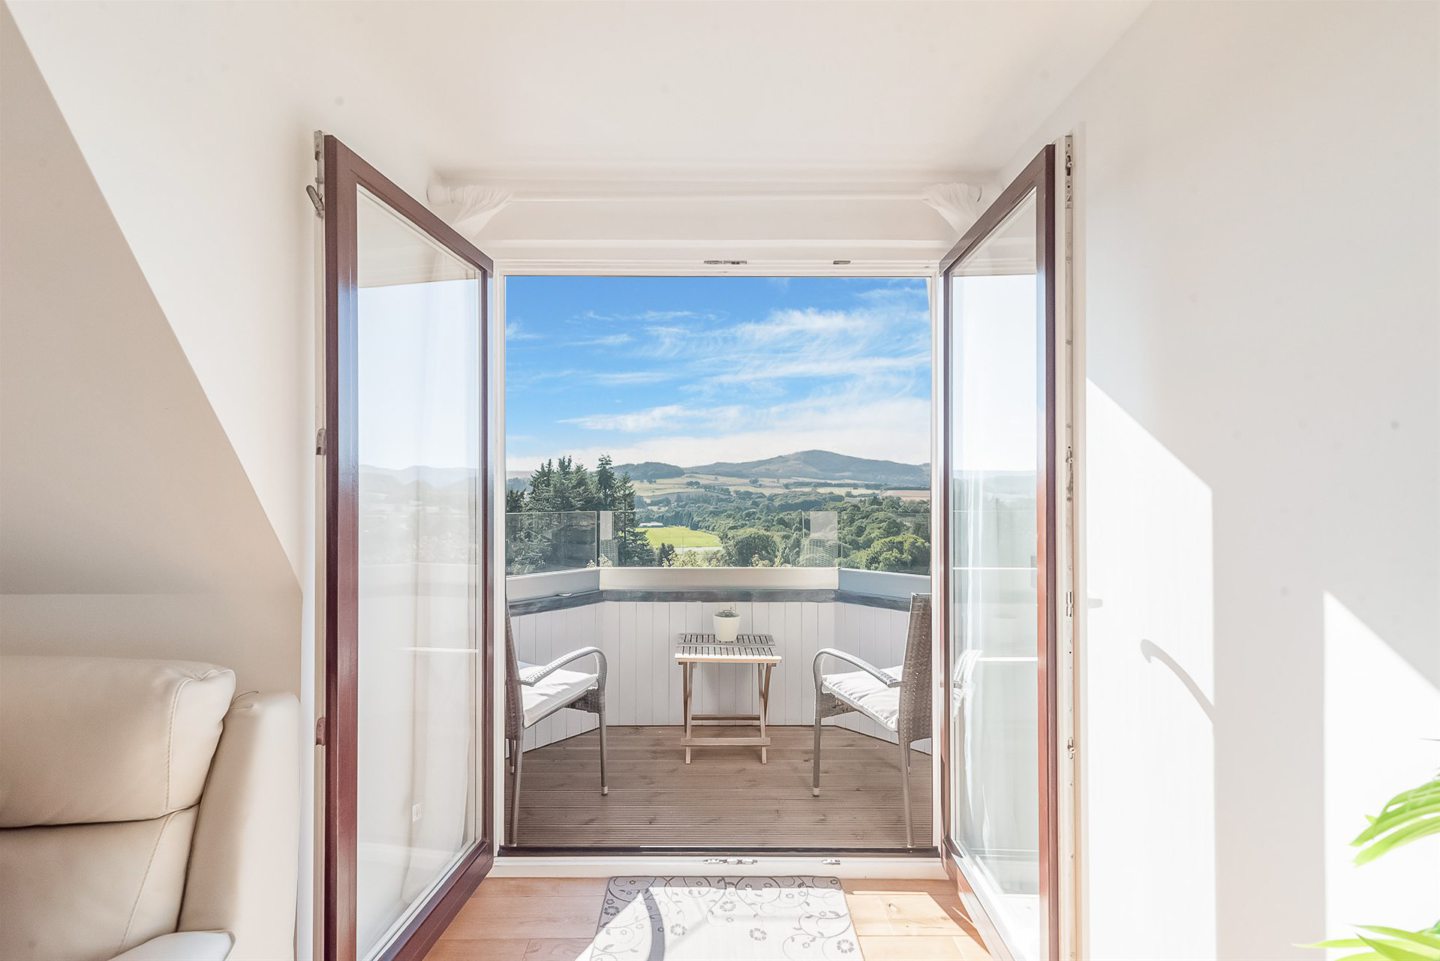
(504, 611, 608, 843)
(811, 593, 931, 847)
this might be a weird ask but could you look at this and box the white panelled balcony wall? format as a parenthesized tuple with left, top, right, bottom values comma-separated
(508, 567, 931, 755)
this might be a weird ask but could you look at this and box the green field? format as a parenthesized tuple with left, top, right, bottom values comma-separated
(642, 526, 721, 549)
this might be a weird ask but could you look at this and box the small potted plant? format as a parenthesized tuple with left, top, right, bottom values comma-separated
(713, 606, 740, 643)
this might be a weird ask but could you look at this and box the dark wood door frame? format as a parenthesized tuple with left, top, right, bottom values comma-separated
(322, 133, 496, 961)
(936, 143, 1060, 961)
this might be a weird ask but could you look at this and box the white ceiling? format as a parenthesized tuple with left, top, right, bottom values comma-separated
(16, 0, 1150, 265)
(381, 1, 1148, 179)
(353, 0, 1148, 263)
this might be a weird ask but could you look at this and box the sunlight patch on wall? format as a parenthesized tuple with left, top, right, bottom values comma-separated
(1323, 591, 1440, 949)
(1085, 381, 1215, 960)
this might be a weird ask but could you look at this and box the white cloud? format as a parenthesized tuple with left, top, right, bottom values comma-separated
(590, 370, 675, 386)
(506, 320, 543, 341)
(704, 351, 929, 385)
(733, 308, 871, 343)
(560, 404, 693, 433)
(561, 403, 747, 433)
(582, 308, 717, 323)
(509, 395, 930, 473)
(575, 333, 633, 347)
(635, 302, 929, 384)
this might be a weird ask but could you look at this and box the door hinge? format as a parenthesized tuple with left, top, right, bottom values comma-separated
(315, 716, 327, 746)
(315, 427, 326, 455)
(1064, 135, 1074, 206)
(308, 130, 326, 218)
(1066, 736, 1076, 760)
(1065, 591, 1074, 618)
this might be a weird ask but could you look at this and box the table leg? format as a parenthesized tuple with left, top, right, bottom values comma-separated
(759, 663, 773, 764)
(683, 662, 693, 764)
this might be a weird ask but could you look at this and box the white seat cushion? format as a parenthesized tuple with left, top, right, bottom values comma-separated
(822, 665, 904, 731)
(518, 661, 599, 727)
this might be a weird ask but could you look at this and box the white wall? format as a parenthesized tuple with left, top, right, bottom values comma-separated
(0, 8, 302, 693)
(1008, 3, 1440, 958)
(1, 6, 458, 958)
(5, 1, 442, 576)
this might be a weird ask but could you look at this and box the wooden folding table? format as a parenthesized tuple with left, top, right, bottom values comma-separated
(674, 633, 781, 763)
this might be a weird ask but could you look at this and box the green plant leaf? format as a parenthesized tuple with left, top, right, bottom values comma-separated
(1352, 776, 1440, 831)
(1358, 928, 1440, 954)
(1354, 796, 1440, 846)
(1355, 816, 1440, 864)
(1302, 935, 1417, 960)
(1358, 934, 1439, 961)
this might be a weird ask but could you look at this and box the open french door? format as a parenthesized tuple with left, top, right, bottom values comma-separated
(937, 145, 1061, 961)
(322, 134, 495, 961)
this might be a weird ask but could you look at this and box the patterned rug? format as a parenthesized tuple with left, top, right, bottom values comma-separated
(583, 876, 859, 960)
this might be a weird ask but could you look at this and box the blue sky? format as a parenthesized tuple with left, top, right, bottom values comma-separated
(504, 276, 932, 472)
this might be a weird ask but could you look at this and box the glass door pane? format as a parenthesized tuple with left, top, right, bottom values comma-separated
(354, 187, 482, 959)
(324, 133, 493, 961)
(943, 145, 1056, 961)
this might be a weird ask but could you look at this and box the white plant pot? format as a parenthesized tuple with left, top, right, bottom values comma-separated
(713, 613, 740, 643)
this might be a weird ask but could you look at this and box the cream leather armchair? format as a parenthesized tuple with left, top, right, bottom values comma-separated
(0, 656, 299, 961)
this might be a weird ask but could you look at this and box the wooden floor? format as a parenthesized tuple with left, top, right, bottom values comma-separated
(426, 877, 990, 961)
(509, 725, 933, 849)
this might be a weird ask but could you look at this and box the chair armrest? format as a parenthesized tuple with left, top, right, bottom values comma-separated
(812, 649, 901, 688)
(520, 646, 607, 686)
(179, 693, 298, 961)
(109, 931, 233, 961)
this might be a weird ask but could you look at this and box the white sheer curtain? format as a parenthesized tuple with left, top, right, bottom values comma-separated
(355, 190, 481, 960)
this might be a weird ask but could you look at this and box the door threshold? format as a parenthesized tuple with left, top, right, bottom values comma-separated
(491, 850, 947, 879)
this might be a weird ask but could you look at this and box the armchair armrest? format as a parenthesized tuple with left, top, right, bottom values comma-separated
(179, 693, 298, 961)
(109, 931, 233, 961)
(812, 649, 901, 689)
(520, 646, 607, 686)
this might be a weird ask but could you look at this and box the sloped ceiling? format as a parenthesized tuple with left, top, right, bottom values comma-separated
(0, 7, 298, 688)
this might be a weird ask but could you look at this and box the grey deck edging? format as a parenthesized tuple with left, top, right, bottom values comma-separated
(506, 590, 605, 616)
(508, 586, 916, 615)
(832, 589, 914, 612)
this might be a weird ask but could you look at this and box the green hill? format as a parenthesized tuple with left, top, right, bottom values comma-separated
(685, 449, 928, 487)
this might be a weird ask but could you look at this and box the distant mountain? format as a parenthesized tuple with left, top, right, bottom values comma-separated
(513, 450, 930, 490)
(686, 449, 928, 487)
(612, 461, 686, 482)
(363, 465, 477, 488)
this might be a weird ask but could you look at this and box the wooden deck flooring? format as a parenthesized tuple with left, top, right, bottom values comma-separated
(509, 725, 933, 849)
(427, 877, 990, 961)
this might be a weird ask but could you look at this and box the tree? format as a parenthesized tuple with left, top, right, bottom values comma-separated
(858, 533, 928, 573)
(673, 547, 722, 568)
(656, 543, 677, 567)
(723, 528, 779, 567)
(615, 474, 654, 566)
(594, 454, 618, 507)
(779, 530, 803, 566)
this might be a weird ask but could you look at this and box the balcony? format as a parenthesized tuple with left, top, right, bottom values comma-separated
(505, 549, 934, 851)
